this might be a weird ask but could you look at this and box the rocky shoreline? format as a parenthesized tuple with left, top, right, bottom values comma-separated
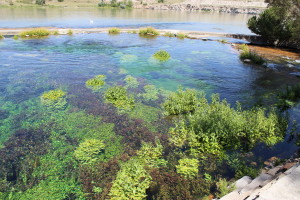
(134, 4, 265, 14)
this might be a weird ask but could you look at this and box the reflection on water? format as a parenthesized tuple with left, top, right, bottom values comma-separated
(0, 7, 253, 33)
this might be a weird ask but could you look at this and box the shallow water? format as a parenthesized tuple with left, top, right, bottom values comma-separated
(0, 7, 253, 34)
(0, 33, 299, 158)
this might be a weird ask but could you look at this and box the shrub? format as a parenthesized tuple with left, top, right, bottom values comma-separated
(109, 159, 152, 200)
(153, 50, 171, 62)
(19, 28, 50, 38)
(86, 75, 106, 91)
(104, 86, 135, 110)
(74, 139, 105, 165)
(108, 27, 121, 34)
(239, 44, 265, 65)
(40, 89, 67, 110)
(176, 33, 187, 39)
(176, 158, 199, 178)
(139, 27, 159, 36)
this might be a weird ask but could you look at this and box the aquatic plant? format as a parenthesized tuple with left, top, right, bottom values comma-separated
(239, 44, 265, 65)
(153, 50, 171, 62)
(176, 32, 187, 39)
(139, 27, 159, 36)
(74, 139, 105, 165)
(0, 34, 4, 39)
(67, 29, 73, 35)
(19, 28, 50, 38)
(109, 159, 152, 200)
(86, 74, 106, 91)
(277, 83, 300, 109)
(40, 89, 67, 110)
(218, 39, 228, 43)
(216, 178, 235, 198)
(104, 86, 135, 110)
(138, 85, 159, 101)
(164, 32, 175, 37)
(13, 35, 18, 40)
(108, 27, 121, 34)
(124, 75, 139, 88)
(176, 158, 199, 178)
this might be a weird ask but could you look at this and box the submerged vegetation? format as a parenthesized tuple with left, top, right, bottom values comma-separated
(104, 85, 135, 110)
(19, 28, 50, 38)
(86, 75, 106, 91)
(153, 50, 171, 61)
(40, 89, 67, 110)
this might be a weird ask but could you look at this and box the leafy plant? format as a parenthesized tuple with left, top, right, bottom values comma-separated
(153, 50, 171, 62)
(74, 139, 105, 165)
(86, 75, 106, 91)
(104, 86, 135, 110)
(176, 158, 199, 178)
(19, 28, 50, 38)
(109, 159, 152, 200)
(139, 27, 159, 36)
(108, 27, 121, 34)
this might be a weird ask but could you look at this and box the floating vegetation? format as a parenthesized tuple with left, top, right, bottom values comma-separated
(239, 44, 265, 65)
(108, 27, 121, 34)
(139, 27, 159, 36)
(40, 89, 67, 110)
(74, 139, 105, 165)
(164, 32, 175, 37)
(176, 32, 187, 39)
(104, 86, 135, 110)
(124, 75, 139, 88)
(19, 28, 50, 38)
(85, 75, 106, 91)
(153, 50, 171, 62)
(138, 85, 159, 101)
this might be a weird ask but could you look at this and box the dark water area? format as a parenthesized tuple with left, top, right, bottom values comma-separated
(0, 7, 254, 34)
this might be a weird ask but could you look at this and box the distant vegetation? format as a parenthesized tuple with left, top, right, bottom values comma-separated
(176, 32, 187, 39)
(0, 34, 4, 39)
(98, 0, 133, 8)
(19, 28, 50, 38)
(108, 27, 121, 34)
(139, 27, 159, 36)
(247, 0, 300, 48)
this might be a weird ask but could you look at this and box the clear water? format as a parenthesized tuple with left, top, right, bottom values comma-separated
(0, 7, 253, 34)
(0, 33, 299, 158)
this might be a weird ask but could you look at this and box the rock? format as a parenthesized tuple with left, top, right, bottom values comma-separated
(243, 59, 251, 63)
(295, 60, 300, 63)
(287, 63, 294, 68)
(235, 176, 252, 191)
(241, 173, 273, 193)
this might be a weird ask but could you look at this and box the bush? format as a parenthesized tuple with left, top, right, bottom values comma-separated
(153, 50, 171, 62)
(86, 75, 106, 91)
(239, 44, 265, 65)
(74, 139, 105, 165)
(19, 28, 50, 38)
(104, 86, 135, 110)
(139, 27, 159, 36)
(108, 27, 121, 34)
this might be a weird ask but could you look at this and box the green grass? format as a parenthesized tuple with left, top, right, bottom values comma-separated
(108, 27, 121, 34)
(176, 32, 187, 39)
(139, 27, 159, 36)
(163, 32, 175, 37)
(239, 44, 265, 65)
(52, 30, 59, 35)
(19, 28, 50, 38)
(153, 50, 171, 62)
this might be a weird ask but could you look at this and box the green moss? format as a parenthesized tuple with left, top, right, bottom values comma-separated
(108, 27, 121, 34)
(139, 27, 159, 36)
(104, 86, 135, 110)
(153, 50, 171, 62)
(85, 75, 106, 91)
(124, 75, 139, 88)
(19, 28, 50, 38)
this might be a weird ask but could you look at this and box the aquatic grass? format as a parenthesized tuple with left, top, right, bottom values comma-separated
(19, 28, 50, 38)
(153, 50, 171, 62)
(108, 27, 121, 34)
(164, 32, 175, 37)
(139, 27, 159, 36)
(239, 44, 265, 65)
(86, 75, 106, 91)
(176, 32, 187, 39)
